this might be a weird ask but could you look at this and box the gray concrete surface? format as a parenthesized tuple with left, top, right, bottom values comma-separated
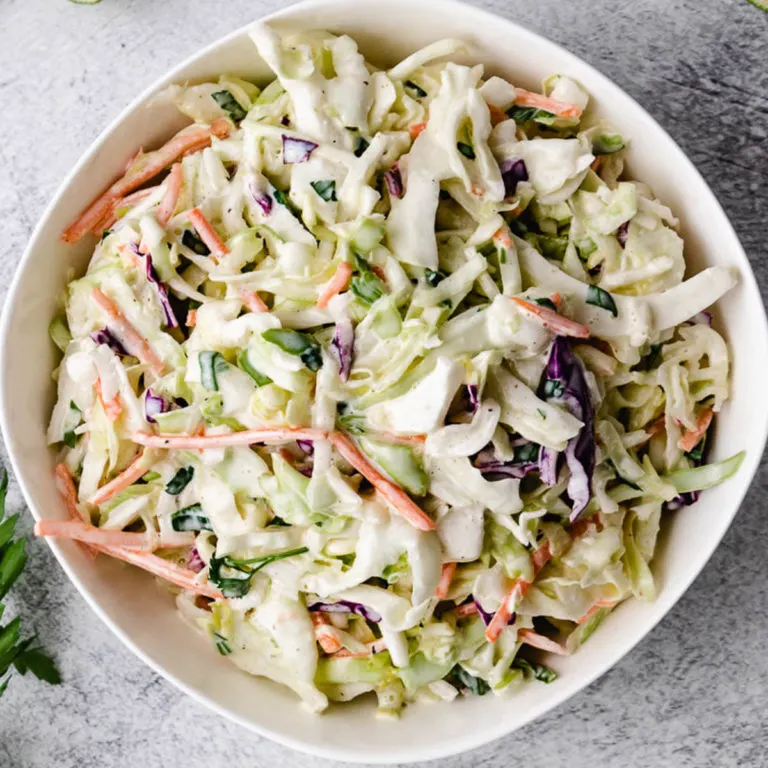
(0, 0, 766, 766)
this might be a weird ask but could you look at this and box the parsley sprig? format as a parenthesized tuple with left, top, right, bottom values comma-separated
(0, 471, 60, 698)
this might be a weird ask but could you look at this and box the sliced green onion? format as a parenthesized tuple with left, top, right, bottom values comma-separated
(171, 503, 211, 532)
(199, 351, 228, 391)
(238, 349, 272, 386)
(310, 179, 337, 202)
(212, 632, 232, 656)
(665, 451, 745, 494)
(457, 142, 476, 160)
(165, 466, 194, 495)
(586, 285, 618, 317)
(262, 329, 322, 372)
(404, 80, 427, 98)
(211, 90, 247, 122)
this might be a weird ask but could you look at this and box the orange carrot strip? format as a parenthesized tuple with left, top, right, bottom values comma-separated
(133, 427, 328, 450)
(492, 226, 513, 249)
(409, 121, 427, 139)
(63, 119, 230, 243)
(532, 540, 552, 575)
(331, 432, 435, 532)
(35, 519, 153, 551)
(488, 104, 507, 126)
(95, 379, 123, 422)
(240, 289, 269, 313)
(377, 432, 427, 445)
(316, 262, 353, 309)
(88, 453, 149, 506)
(186, 309, 197, 327)
(311, 614, 344, 654)
(156, 163, 183, 227)
(90, 543, 222, 599)
(54, 463, 89, 523)
(647, 415, 666, 437)
(513, 88, 582, 119)
(576, 600, 616, 625)
(517, 628, 568, 655)
(510, 296, 591, 339)
(435, 562, 457, 600)
(454, 602, 479, 617)
(90, 188, 159, 235)
(90, 288, 166, 375)
(678, 407, 713, 452)
(485, 579, 528, 643)
(188, 208, 229, 259)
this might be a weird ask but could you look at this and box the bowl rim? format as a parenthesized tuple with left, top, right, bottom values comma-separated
(2, 0, 767, 762)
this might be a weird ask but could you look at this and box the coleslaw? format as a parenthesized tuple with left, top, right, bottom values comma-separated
(39, 26, 745, 715)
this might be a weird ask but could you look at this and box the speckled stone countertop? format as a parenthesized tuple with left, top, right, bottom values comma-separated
(0, 0, 766, 765)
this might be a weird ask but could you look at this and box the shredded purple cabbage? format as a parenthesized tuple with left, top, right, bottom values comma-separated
(90, 328, 128, 357)
(540, 337, 596, 521)
(187, 548, 205, 573)
(296, 440, 314, 456)
(538, 446, 559, 487)
(466, 384, 480, 412)
(144, 389, 170, 423)
(330, 320, 354, 382)
(473, 445, 538, 481)
(248, 179, 273, 216)
(472, 596, 515, 627)
(141, 251, 179, 328)
(282, 135, 318, 164)
(384, 165, 404, 198)
(617, 221, 630, 247)
(499, 158, 528, 198)
(308, 600, 382, 623)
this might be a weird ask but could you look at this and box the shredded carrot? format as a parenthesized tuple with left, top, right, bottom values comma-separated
(54, 463, 88, 523)
(89, 543, 222, 599)
(517, 628, 568, 655)
(377, 432, 427, 445)
(133, 427, 328, 450)
(188, 208, 229, 260)
(311, 614, 344, 654)
(509, 296, 591, 339)
(647, 415, 666, 437)
(513, 88, 582, 119)
(316, 262, 353, 309)
(409, 121, 427, 139)
(331, 432, 435, 532)
(95, 378, 123, 422)
(678, 407, 713, 452)
(35, 519, 154, 551)
(569, 514, 603, 540)
(551, 292, 562, 308)
(492, 226, 513, 249)
(90, 188, 158, 235)
(576, 599, 616, 625)
(62, 119, 230, 243)
(435, 562, 457, 600)
(88, 452, 149, 506)
(485, 540, 550, 643)
(156, 163, 183, 227)
(454, 602, 479, 617)
(186, 309, 197, 327)
(590, 156, 602, 173)
(488, 103, 507, 126)
(240, 289, 269, 313)
(90, 288, 166, 375)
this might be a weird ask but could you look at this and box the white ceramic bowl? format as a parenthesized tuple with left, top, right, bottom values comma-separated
(2, 0, 766, 762)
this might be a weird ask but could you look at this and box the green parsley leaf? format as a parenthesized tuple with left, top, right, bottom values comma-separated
(450, 664, 490, 695)
(165, 467, 194, 495)
(211, 90, 247, 122)
(171, 504, 212, 532)
(13, 647, 62, 684)
(310, 179, 337, 202)
(513, 657, 558, 683)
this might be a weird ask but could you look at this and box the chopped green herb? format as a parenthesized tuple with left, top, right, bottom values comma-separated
(514, 443, 541, 463)
(62, 401, 82, 448)
(199, 351, 228, 391)
(686, 435, 707, 464)
(310, 179, 337, 202)
(165, 466, 194, 495)
(533, 297, 557, 312)
(212, 632, 232, 656)
(171, 503, 211, 532)
(404, 80, 428, 99)
(586, 285, 618, 317)
(450, 664, 490, 695)
(457, 142, 476, 160)
(208, 547, 309, 598)
(262, 329, 323, 372)
(592, 134, 625, 156)
(182, 230, 210, 256)
(513, 657, 557, 683)
(537, 408, 547, 420)
(211, 90, 247, 122)
(425, 268, 446, 287)
(238, 349, 272, 386)
(505, 105, 557, 125)
(351, 257, 385, 306)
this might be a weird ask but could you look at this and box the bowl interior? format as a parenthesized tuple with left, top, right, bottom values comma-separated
(2, 0, 767, 762)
